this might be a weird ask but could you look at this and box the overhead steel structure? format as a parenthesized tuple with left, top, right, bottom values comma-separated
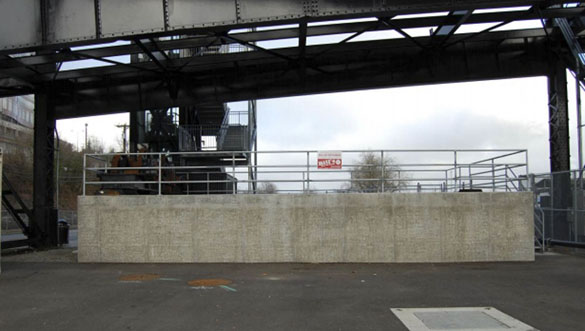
(0, 0, 584, 247)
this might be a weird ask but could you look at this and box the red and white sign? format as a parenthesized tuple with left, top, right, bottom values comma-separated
(318, 151, 342, 169)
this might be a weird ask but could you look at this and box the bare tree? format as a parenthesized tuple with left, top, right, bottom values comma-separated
(348, 152, 406, 193)
(257, 182, 278, 194)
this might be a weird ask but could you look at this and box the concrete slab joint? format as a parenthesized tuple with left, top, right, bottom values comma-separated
(78, 192, 534, 263)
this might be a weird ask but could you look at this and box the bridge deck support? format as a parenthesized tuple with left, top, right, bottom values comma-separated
(33, 91, 57, 247)
(549, 56, 572, 241)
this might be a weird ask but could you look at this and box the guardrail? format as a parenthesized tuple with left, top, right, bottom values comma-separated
(83, 149, 528, 196)
(530, 169, 585, 248)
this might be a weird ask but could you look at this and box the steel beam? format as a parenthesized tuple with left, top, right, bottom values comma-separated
(0, 0, 574, 53)
(0, 6, 581, 76)
(33, 90, 58, 247)
(51, 30, 551, 119)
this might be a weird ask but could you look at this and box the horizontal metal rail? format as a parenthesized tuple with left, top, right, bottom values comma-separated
(83, 149, 528, 196)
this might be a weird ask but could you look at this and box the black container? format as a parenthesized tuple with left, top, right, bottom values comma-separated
(57, 220, 69, 245)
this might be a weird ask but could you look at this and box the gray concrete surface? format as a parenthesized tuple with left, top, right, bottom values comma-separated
(1, 153, 3, 273)
(0, 253, 584, 330)
(79, 193, 534, 263)
(1, 230, 78, 249)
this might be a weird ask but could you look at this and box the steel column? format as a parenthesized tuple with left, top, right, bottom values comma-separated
(549, 58, 570, 172)
(548, 58, 572, 241)
(33, 90, 57, 247)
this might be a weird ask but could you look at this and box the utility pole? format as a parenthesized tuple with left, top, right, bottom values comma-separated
(116, 124, 130, 153)
(84, 123, 88, 150)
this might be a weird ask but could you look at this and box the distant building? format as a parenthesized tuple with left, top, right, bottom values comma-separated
(0, 95, 34, 152)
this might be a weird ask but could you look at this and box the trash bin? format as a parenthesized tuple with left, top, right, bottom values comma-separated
(58, 219, 69, 245)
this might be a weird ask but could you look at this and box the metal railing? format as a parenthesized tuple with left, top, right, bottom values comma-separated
(83, 149, 528, 196)
(178, 111, 251, 152)
(530, 169, 585, 250)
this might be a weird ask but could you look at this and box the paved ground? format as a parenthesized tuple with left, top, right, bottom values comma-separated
(1, 229, 78, 248)
(1, 252, 584, 331)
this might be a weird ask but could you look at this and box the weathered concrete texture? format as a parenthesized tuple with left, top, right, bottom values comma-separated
(78, 193, 534, 263)
(0, 152, 2, 273)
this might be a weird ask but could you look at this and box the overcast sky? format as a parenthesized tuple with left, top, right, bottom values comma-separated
(57, 74, 582, 175)
(54, 12, 584, 176)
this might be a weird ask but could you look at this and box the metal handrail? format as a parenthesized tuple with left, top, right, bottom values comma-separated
(530, 168, 585, 249)
(83, 149, 528, 196)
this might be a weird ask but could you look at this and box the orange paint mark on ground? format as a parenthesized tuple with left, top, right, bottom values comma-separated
(187, 279, 232, 287)
(119, 273, 161, 282)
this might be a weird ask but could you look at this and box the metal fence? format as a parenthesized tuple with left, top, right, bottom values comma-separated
(178, 111, 250, 152)
(530, 170, 585, 251)
(83, 149, 528, 196)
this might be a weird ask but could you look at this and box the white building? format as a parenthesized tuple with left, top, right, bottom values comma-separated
(0, 95, 34, 153)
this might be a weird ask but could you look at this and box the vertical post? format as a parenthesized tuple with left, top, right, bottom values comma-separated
(551, 173, 555, 240)
(306, 152, 310, 193)
(82, 154, 86, 196)
(549, 57, 571, 172)
(445, 170, 449, 192)
(492, 159, 496, 192)
(254, 148, 258, 193)
(576, 63, 583, 243)
(505, 166, 509, 192)
(56, 144, 60, 208)
(453, 151, 458, 191)
(33, 90, 57, 247)
(303, 172, 306, 192)
(232, 153, 236, 194)
(398, 170, 401, 192)
(524, 150, 530, 180)
(158, 153, 162, 195)
(577, 60, 583, 178)
(549, 58, 571, 240)
(381, 150, 385, 193)
(574, 170, 578, 242)
(468, 164, 472, 190)
(247, 152, 252, 194)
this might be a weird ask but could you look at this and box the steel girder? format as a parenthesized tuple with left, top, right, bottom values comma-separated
(47, 28, 552, 119)
(0, 5, 582, 98)
(0, 7, 581, 71)
(0, 0, 574, 53)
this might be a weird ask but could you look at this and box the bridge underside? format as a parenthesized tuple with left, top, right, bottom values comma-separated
(45, 29, 559, 119)
(0, 1, 583, 247)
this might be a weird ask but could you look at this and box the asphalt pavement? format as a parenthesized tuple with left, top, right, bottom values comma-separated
(0, 252, 584, 330)
(1, 229, 78, 248)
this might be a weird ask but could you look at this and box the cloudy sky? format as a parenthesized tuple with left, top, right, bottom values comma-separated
(58, 74, 582, 175)
(55, 12, 584, 177)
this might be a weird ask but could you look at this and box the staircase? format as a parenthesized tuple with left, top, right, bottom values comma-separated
(534, 206, 546, 253)
(1, 173, 35, 249)
(220, 125, 250, 151)
(197, 103, 228, 126)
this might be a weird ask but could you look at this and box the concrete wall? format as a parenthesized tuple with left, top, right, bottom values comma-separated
(78, 192, 534, 263)
(0, 152, 2, 273)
